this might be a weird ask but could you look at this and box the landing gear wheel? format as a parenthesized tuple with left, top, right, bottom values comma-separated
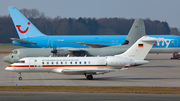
(86, 75, 93, 80)
(19, 77, 22, 80)
(18, 72, 22, 80)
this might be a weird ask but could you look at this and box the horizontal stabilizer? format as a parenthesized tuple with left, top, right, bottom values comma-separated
(142, 39, 161, 42)
(11, 38, 37, 44)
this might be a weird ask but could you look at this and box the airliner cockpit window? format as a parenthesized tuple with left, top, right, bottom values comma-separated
(10, 51, 13, 55)
(13, 50, 18, 54)
(17, 60, 25, 63)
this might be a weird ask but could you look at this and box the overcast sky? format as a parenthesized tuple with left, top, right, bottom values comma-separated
(1, 0, 180, 28)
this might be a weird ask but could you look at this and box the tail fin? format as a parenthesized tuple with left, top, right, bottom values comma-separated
(115, 36, 158, 60)
(122, 18, 146, 46)
(8, 6, 45, 39)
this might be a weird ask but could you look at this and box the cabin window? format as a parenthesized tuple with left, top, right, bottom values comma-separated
(84, 61, 86, 64)
(88, 61, 90, 64)
(70, 62, 72, 64)
(75, 62, 77, 64)
(61, 62, 63, 64)
(79, 62, 81, 64)
(47, 62, 49, 64)
(42, 62, 44, 64)
(65, 62, 67, 64)
(56, 62, 58, 64)
(52, 62, 53, 64)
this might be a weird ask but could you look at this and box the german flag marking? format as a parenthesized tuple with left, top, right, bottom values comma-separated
(138, 44, 143, 47)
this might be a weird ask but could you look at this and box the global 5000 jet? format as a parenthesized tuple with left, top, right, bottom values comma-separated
(5, 36, 159, 80)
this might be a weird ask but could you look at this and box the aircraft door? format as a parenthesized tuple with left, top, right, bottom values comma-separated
(29, 59, 36, 71)
(48, 39, 53, 48)
(173, 39, 178, 46)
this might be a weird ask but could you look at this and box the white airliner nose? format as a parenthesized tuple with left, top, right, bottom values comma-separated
(5, 66, 15, 71)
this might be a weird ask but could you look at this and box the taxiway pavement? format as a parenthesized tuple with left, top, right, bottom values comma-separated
(0, 54, 180, 87)
(1, 91, 180, 101)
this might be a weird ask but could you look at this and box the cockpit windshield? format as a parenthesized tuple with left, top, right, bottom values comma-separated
(10, 50, 18, 55)
(16, 60, 25, 63)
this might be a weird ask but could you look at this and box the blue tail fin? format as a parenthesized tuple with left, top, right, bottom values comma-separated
(8, 6, 46, 39)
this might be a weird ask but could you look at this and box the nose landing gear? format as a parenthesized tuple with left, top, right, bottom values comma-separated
(18, 72, 22, 80)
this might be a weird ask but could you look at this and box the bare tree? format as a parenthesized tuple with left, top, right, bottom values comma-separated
(20, 8, 45, 18)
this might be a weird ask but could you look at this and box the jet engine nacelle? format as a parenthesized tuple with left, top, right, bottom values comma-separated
(130, 59, 149, 66)
(106, 56, 131, 68)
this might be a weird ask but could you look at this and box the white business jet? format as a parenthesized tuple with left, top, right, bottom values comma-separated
(5, 36, 158, 80)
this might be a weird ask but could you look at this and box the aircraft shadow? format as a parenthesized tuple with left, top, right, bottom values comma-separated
(138, 66, 176, 68)
(22, 76, 180, 81)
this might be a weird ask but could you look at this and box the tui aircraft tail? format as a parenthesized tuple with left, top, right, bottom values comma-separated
(8, 6, 46, 39)
(115, 36, 159, 60)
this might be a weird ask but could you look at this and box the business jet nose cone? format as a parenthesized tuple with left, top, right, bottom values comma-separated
(3, 56, 11, 63)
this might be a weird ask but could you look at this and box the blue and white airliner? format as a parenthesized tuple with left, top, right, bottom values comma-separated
(8, 6, 180, 53)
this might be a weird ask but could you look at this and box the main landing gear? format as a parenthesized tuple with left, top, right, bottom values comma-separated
(85, 74, 93, 80)
(18, 72, 22, 80)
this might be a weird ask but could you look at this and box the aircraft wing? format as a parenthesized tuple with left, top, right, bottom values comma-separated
(68, 49, 87, 56)
(56, 48, 87, 56)
(11, 38, 37, 44)
(52, 68, 118, 75)
(77, 42, 110, 48)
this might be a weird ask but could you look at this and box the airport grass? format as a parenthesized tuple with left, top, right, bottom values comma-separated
(0, 43, 15, 46)
(0, 43, 23, 54)
(0, 49, 13, 54)
(0, 86, 179, 94)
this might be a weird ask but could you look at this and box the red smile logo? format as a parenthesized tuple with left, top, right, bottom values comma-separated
(16, 22, 30, 34)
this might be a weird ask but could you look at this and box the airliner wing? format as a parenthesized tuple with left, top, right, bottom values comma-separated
(77, 42, 110, 48)
(11, 38, 37, 44)
(52, 68, 118, 75)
